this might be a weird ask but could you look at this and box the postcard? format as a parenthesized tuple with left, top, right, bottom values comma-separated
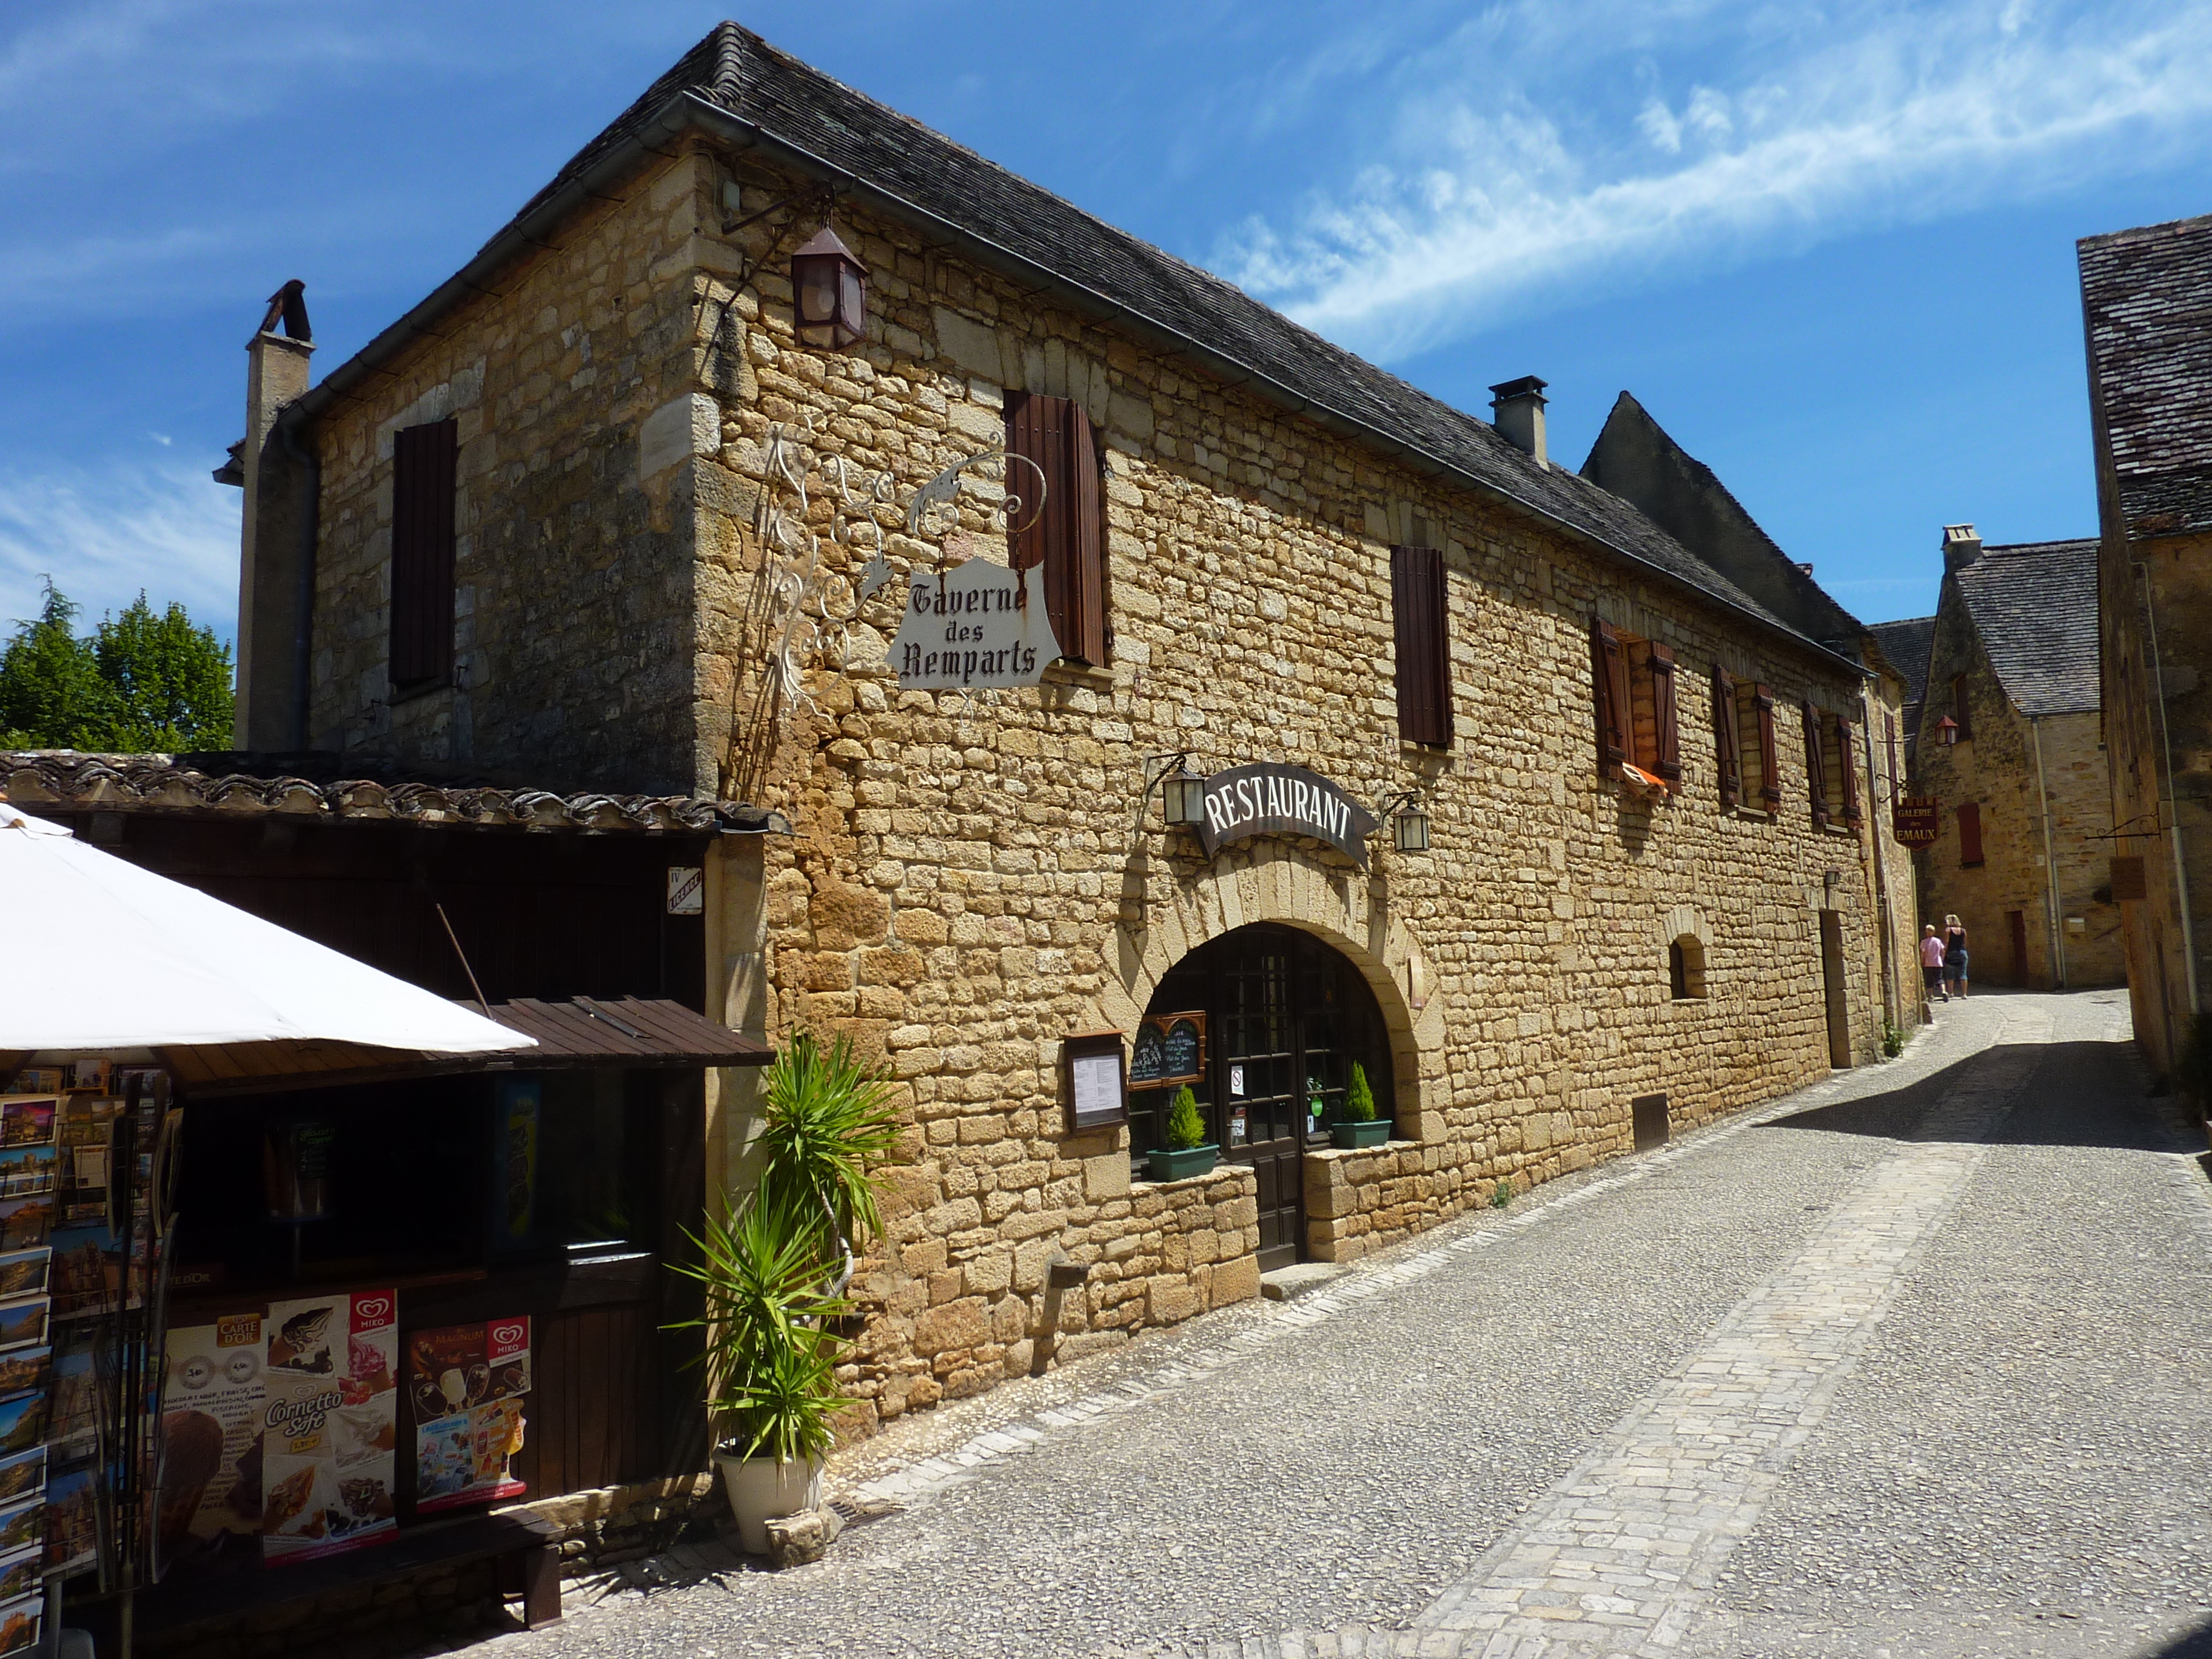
(45, 1339, 93, 1448)
(0, 1151, 56, 1204)
(0, 1546, 38, 1605)
(0, 1350, 46, 1406)
(42, 1468, 95, 1575)
(0, 1253, 48, 1305)
(0, 1395, 45, 1458)
(0, 1302, 45, 1358)
(0, 1589, 39, 1658)
(0, 1105, 52, 1153)
(0, 1449, 44, 1508)
(0, 1498, 37, 1557)
(0, 1204, 51, 1256)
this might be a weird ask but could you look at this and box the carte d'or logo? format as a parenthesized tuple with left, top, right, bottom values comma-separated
(216, 1313, 261, 1349)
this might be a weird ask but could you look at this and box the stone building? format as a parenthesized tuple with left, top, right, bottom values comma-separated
(221, 22, 1917, 1430)
(1867, 615, 1935, 757)
(1905, 528, 2120, 988)
(2082, 212, 2212, 1085)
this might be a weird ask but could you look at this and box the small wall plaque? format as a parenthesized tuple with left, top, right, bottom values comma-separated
(1062, 1031, 1127, 1132)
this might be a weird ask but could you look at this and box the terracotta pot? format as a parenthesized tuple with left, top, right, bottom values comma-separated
(715, 1448, 825, 1554)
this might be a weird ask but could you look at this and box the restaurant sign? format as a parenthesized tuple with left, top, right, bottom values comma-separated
(1196, 763, 1379, 869)
(1892, 796, 1941, 850)
(889, 558, 1061, 691)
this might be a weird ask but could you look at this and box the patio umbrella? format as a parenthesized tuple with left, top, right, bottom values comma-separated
(0, 803, 533, 1064)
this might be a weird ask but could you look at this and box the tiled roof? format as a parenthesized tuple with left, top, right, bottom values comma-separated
(0, 751, 782, 834)
(1866, 616, 1936, 743)
(304, 23, 1861, 674)
(2080, 213, 2212, 537)
(1951, 541, 2100, 717)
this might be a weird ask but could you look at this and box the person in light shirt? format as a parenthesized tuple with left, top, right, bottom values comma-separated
(1919, 924, 1949, 1003)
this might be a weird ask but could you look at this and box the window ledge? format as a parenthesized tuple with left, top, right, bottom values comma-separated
(1669, 995, 1709, 1005)
(1042, 659, 1114, 691)
(389, 675, 452, 706)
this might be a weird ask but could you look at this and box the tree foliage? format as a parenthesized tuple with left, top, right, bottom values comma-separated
(0, 579, 233, 752)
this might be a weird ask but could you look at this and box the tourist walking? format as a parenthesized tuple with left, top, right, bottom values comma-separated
(1943, 914, 1971, 999)
(1920, 924, 1949, 1002)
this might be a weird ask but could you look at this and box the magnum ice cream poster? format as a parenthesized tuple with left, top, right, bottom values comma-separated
(260, 1290, 398, 1563)
(156, 1310, 266, 1572)
(409, 1319, 530, 1512)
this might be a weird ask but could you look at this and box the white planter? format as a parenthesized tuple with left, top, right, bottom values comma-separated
(715, 1447, 825, 1555)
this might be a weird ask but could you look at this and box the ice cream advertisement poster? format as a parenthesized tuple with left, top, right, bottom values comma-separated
(260, 1290, 398, 1564)
(409, 1318, 530, 1513)
(156, 1310, 266, 1573)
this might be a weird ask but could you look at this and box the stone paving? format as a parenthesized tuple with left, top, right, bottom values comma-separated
(441, 991, 2212, 1659)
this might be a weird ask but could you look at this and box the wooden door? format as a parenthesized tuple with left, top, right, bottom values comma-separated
(1818, 910, 1851, 1068)
(1216, 943, 1304, 1272)
(2007, 910, 2029, 986)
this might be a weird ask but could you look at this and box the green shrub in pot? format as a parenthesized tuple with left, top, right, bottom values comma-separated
(1330, 1061, 1389, 1149)
(1148, 1084, 1218, 1182)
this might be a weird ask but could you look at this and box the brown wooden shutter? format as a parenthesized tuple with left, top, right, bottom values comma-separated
(1885, 715, 1900, 808)
(390, 417, 457, 688)
(1959, 802, 1984, 865)
(1649, 644, 1680, 783)
(1712, 667, 1741, 809)
(1392, 546, 1452, 746)
(1951, 674, 1971, 741)
(1005, 393, 1106, 665)
(1753, 685, 1780, 809)
(1836, 713, 1862, 826)
(1592, 618, 1630, 774)
(1803, 702, 1830, 830)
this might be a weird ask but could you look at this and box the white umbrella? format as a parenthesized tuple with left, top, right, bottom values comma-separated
(0, 803, 534, 1060)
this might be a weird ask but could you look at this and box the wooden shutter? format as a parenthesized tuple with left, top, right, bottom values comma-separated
(1649, 644, 1680, 783)
(1959, 802, 1984, 866)
(1885, 715, 1900, 808)
(1712, 667, 1741, 809)
(1592, 619, 1631, 774)
(1836, 714, 1862, 827)
(1951, 675, 1971, 741)
(1803, 702, 1830, 830)
(1392, 546, 1452, 746)
(1006, 392, 1106, 666)
(1753, 685, 1780, 809)
(390, 417, 457, 688)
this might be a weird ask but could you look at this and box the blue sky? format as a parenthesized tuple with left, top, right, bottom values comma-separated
(2, 0, 2209, 647)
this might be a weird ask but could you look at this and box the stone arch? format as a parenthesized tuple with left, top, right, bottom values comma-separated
(1097, 842, 1446, 1141)
(1661, 903, 1711, 1000)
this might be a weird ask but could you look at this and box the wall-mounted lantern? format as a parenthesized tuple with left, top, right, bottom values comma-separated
(1162, 765, 1208, 829)
(791, 226, 867, 349)
(1933, 715, 1959, 748)
(1379, 789, 1430, 853)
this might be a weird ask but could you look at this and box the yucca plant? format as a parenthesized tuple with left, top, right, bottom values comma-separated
(666, 1194, 852, 1461)
(754, 1030, 903, 1282)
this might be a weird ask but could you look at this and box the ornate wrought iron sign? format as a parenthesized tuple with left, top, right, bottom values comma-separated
(1195, 763, 1379, 868)
(888, 558, 1062, 689)
(1892, 796, 1940, 850)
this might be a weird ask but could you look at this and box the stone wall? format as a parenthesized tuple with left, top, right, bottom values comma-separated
(1917, 595, 2123, 988)
(304, 159, 708, 793)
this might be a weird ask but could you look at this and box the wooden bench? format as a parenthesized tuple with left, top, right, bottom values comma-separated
(73, 1510, 561, 1651)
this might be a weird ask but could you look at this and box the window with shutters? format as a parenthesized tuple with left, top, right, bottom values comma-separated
(1951, 674, 1972, 742)
(1884, 714, 1900, 809)
(1717, 677, 1780, 814)
(390, 417, 458, 691)
(1589, 619, 1678, 790)
(1832, 711, 1862, 828)
(1392, 545, 1452, 747)
(1712, 666, 1743, 810)
(1750, 683, 1781, 813)
(1802, 702, 1831, 830)
(1004, 392, 1107, 666)
(1958, 801, 1985, 866)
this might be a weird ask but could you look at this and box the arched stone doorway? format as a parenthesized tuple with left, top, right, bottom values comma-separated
(1129, 923, 1396, 1270)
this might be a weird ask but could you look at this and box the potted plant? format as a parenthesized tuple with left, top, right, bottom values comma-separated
(669, 1033, 899, 1555)
(1331, 1061, 1390, 1149)
(1147, 1084, 1218, 1182)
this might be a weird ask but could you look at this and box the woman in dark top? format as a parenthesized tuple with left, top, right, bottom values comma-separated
(1942, 914, 1970, 999)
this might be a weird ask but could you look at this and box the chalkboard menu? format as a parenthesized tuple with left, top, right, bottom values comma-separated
(1128, 1013, 1205, 1088)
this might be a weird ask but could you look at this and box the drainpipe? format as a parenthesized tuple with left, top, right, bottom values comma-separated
(2136, 562, 2200, 1021)
(2029, 717, 2066, 988)
(1860, 690, 1902, 1034)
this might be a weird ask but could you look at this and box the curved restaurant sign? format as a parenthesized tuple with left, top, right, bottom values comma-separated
(1197, 763, 1379, 868)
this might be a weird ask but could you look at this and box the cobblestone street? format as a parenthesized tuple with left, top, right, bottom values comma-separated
(460, 992, 2212, 1659)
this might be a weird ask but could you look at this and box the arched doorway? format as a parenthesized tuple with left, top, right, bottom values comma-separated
(1128, 924, 1395, 1270)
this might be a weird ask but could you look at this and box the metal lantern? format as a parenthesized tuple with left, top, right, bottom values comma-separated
(1392, 803, 1431, 853)
(1162, 767, 1208, 828)
(791, 226, 867, 349)
(1933, 714, 1960, 747)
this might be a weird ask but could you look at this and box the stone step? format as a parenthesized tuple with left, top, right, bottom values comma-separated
(1259, 1262, 1350, 1301)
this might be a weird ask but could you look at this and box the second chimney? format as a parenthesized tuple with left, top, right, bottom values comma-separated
(1489, 375, 1549, 469)
(1942, 523, 1983, 572)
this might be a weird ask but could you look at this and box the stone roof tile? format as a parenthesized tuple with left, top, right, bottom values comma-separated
(1951, 541, 2100, 718)
(2080, 212, 2212, 535)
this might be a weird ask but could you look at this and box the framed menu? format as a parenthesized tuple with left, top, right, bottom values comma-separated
(1062, 1032, 1127, 1132)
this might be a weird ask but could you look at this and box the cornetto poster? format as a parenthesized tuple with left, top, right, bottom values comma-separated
(260, 1290, 398, 1563)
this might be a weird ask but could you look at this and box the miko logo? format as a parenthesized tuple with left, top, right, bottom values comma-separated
(488, 1321, 525, 1349)
(353, 1294, 394, 1330)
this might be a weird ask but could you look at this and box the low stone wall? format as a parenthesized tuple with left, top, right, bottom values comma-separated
(1306, 1139, 1481, 1263)
(1056, 1164, 1262, 1356)
(520, 1472, 725, 1576)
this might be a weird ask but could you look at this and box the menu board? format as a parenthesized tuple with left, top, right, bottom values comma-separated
(156, 1311, 266, 1574)
(1129, 1013, 1205, 1088)
(261, 1290, 398, 1564)
(409, 1319, 531, 1512)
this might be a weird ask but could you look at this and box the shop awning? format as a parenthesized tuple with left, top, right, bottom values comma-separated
(163, 997, 773, 1096)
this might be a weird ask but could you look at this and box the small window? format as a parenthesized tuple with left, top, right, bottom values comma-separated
(1590, 620, 1678, 788)
(1951, 674, 1972, 742)
(1958, 801, 1985, 866)
(1669, 935, 1706, 1000)
(1732, 681, 1780, 813)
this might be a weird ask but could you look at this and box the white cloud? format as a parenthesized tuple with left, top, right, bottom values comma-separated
(1225, 1, 2212, 360)
(0, 463, 239, 646)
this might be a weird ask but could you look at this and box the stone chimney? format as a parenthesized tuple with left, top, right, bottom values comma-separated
(222, 281, 314, 751)
(1941, 523, 1983, 573)
(1489, 375, 1549, 469)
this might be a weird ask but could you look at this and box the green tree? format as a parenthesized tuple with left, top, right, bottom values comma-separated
(0, 578, 233, 752)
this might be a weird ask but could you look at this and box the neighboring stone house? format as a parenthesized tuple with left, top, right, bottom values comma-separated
(1867, 615, 1936, 758)
(1909, 528, 2119, 989)
(2082, 212, 2212, 1086)
(221, 22, 1916, 1432)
